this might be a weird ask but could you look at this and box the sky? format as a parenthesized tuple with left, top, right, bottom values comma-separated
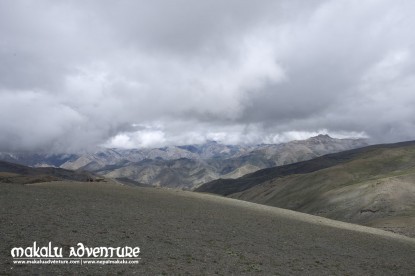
(1, 0, 415, 152)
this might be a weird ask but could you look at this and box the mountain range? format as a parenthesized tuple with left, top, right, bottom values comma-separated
(0, 135, 367, 189)
(1, 136, 414, 240)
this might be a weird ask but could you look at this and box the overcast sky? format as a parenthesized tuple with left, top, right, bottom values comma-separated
(1, 0, 415, 152)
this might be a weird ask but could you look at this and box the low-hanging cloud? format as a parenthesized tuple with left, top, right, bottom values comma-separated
(1, 0, 415, 152)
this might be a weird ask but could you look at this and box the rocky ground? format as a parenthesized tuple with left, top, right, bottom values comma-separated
(1, 181, 414, 275)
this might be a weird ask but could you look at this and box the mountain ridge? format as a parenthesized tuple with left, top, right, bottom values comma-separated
(196, 140, 415, 195)
(197, 139, 415, 237)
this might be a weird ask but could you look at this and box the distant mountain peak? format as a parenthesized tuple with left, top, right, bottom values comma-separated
(315, 134, 331, 138)
(303, 134, 333, 142)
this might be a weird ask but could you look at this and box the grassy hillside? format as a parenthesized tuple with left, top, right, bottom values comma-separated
(226, 141, 415, 237)
(1, 181, 414, 274)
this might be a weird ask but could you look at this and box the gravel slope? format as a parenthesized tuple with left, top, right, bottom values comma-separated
(1, 181, 415, 275)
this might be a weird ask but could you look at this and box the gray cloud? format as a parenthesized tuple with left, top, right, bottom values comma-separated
(1, 0, 414, 152)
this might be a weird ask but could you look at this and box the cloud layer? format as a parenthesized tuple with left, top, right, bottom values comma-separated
(1, 0, 414, 151)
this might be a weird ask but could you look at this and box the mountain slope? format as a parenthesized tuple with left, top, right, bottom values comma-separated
(99, 158, 219, 189)
(196, 140, 415, 195)
(0, 161, 100, 184)
(1, 181, 414, 274)
(197, 140, 415, 237)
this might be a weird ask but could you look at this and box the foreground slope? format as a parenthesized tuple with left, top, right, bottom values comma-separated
(208, 141, 415, 237)
(1, 181, 414, 275)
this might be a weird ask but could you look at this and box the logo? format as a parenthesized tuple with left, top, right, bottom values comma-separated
(11, 242, 141, 265)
